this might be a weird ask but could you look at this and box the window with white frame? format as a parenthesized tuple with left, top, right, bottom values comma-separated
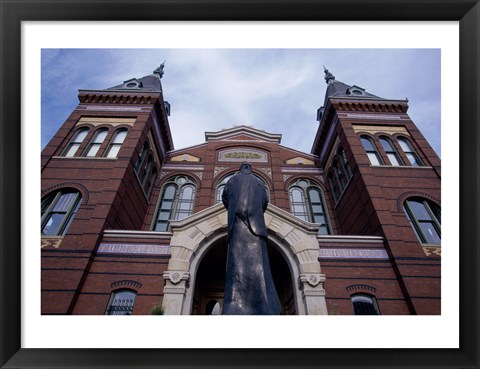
(41, 189, 82, 236)
(153, 176, 197, 232)
(83, 128, 108, 157)
(338, 147, 353, 180)
(62, 128, 89, 157)
(404, 197, 441, 244)
(104, 128, 128, 158)
(288, 179, 331, 235)
(379, 136, 403, 166)
(397, 137, 424, 166)
(135, 142, 149, 174)
(360, 135, 384, 165)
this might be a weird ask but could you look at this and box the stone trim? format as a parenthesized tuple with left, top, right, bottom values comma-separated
(42, 182, 90, 205)
(396, 191, 441, 212)
(318, 248, 388, 259)
(98, 243, 171, 255)
(422, 246, 441, 257)
(346, 284, 376, 294)
(41, 237, 63, 249)
(75, 117, 136, 126)
(111, 280, 143, 290)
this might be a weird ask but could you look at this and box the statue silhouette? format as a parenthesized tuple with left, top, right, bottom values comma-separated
(221, 162, 281, 315)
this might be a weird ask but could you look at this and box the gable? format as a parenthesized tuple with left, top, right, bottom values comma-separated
(205, 125, 282, 144)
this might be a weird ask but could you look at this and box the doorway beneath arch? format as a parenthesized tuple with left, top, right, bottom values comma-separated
(192, 235, 296, 315)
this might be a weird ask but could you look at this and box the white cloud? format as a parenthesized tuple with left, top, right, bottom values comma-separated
(41, 48, 441, 156)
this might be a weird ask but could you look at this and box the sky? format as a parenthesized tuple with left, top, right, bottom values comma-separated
(41, 48, 441, 156)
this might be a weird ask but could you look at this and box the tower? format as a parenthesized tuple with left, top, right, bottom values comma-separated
(312, 68, 441, 314)
(41, 64, 173, 314)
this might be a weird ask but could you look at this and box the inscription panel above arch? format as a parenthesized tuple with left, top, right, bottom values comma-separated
(218, 148, 268, 163)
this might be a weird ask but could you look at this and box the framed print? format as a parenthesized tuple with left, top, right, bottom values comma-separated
(1, 0, 479, 368)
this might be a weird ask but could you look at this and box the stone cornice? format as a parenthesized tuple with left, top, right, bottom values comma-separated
(205, 125, 282, 143)
(78, 89, 161, 105)
(329, 97, 408, 113)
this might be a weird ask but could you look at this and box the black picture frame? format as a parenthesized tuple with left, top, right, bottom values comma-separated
(1, 0, 479, 368)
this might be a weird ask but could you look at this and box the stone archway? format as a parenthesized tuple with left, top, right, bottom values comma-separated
(191, 234, 296, 315)
(162, 203, 328, 315)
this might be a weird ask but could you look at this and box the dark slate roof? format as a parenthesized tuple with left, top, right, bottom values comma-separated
(107, 63, 165, 92)
(322, 67, 382, 107)
(107, 74, 163, 92)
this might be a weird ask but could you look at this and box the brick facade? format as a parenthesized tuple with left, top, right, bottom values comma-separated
(41, 68, 441, 315)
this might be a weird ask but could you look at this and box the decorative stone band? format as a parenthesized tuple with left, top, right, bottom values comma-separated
(351, 124, 409, 135)
(97, 243, 171, 255)
(346, 114, 403, 120)
(75, 117, 136, 126)
(319, 248, 389, 259)
(76, 105, 149, 113)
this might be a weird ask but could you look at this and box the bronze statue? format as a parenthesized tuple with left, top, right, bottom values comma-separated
(221, 162, 281, 315)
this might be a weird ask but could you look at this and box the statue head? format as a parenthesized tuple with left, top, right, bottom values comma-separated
(239, 162, 252, 175)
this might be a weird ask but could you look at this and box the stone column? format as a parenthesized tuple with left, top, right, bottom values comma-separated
(299, 273, 328, 315)
(161, 271, 190, 315)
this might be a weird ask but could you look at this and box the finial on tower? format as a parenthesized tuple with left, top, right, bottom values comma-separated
(323, 66, 335, 84)
(154, 61, 166, 78)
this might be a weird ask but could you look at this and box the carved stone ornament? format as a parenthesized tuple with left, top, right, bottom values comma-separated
(159, 171, 173, 180)
(283, 174, 293, 182)
(299, 273, 325, 288)
(256, 167, 272, 178)
(165, 271, 190, 285)
(214, 166, 229, 178)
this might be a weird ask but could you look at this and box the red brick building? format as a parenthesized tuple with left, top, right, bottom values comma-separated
(41, 65, 441, 315)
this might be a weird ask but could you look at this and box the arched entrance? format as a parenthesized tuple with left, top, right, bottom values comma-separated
(162, 203, 328, 315)
(192, 235, 295, 315)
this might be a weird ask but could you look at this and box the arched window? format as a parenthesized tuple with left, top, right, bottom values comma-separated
(403, 197, 441, 244)
(215, 174, 234, 204)
(351, 294, 380, 315)
(105, 289, 137, 315)
(83, 128, 108, 157)
(215, 172, 269, 204)
(41, 189, 82, 236)
(397, 137, 424, 166)
(145, 167, 157, 198)
(360, 136, 383, 165)
(332, 159, 346, 191)
(141, 155, 153, 186)
(379, 136, 403, 166)
(104, 128, 128, 158)
(327, 171, 340, 203)
(135, 142, 149, 174)
(288, 179, 331, 235)
(338, 147, 352, 180)
(153, 176, 197, 232)
(62, 128, 89, 157)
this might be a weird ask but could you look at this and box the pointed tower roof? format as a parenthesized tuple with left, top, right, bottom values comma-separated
(322, 66, 381, 106)
(107, 62, 165, 92)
